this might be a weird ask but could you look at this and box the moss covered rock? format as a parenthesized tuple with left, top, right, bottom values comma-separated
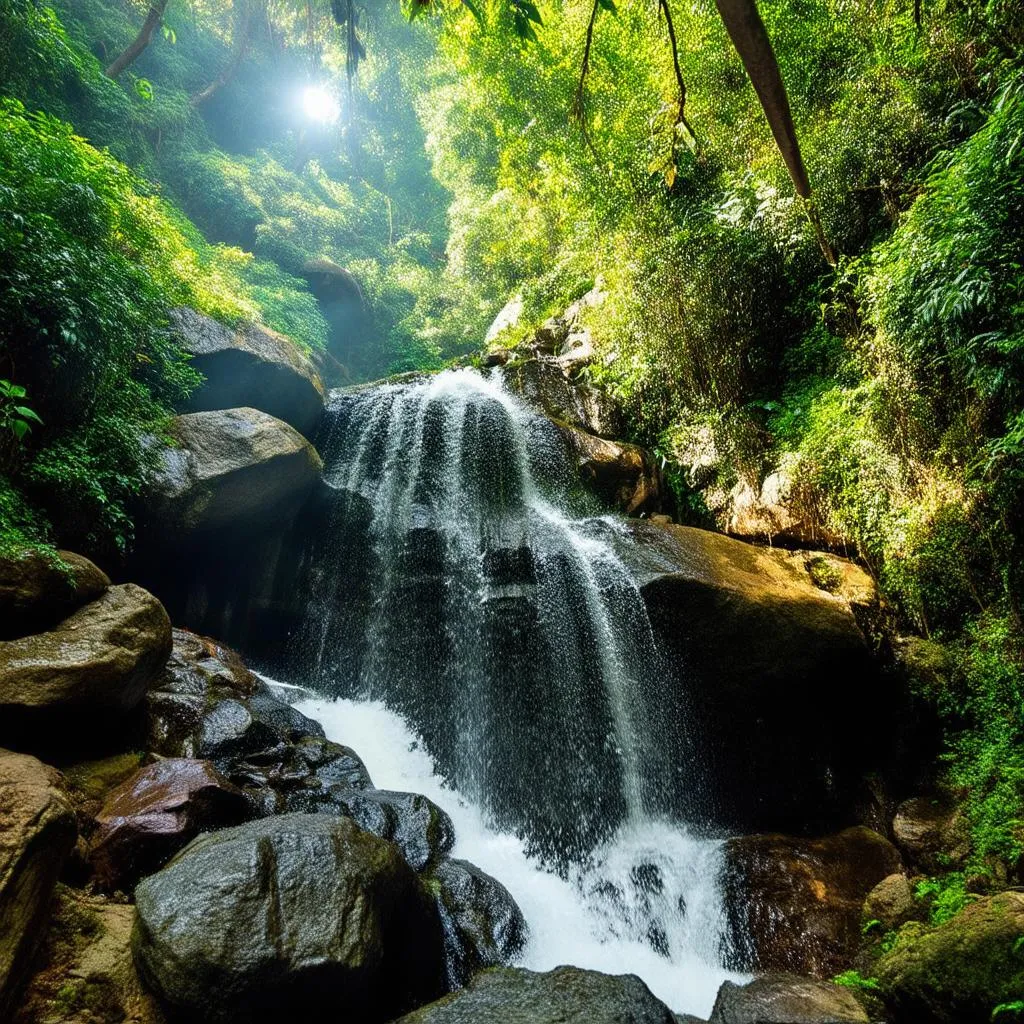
(875, 891, 1024, 1023)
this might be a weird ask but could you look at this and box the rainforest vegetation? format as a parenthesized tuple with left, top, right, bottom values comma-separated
(1, 0, 1024, 1012)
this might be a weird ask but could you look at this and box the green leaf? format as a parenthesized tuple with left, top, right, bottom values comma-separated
(597, 0, 617, 13)
(14, 407, 43, 424)
(161, 24, 176, 44)
(10, 419, 30, 440)
(134, 78, 154, 102)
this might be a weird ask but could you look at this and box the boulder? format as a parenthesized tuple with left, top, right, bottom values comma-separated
(171, 308, 325, 439)
(502, 359, 624, 440)
(0, 750, 77, 1018)
(146, 408, 323, 535)
(301, 258, 370, 369)
(723, 828, 902, 977)
(289, 788, 454, 872)
(555, 422, 664, 516)
(0, 584, 172, 720)
(13, 887, 166, 1024)
(891, 795, 969, 872)
(0, 548, 109, 640)
(146, 630, 372, 816)
(709, 975, 869, 1024)
(132, 813, 446, 1022)
(876, 891, 1024, 1023)
(863, 873, 920, 931)
(90, 759, 251, 892)
(431, 857, 527, 986)
(392, 965, 676, 1024)
(618, 520, 881, 833)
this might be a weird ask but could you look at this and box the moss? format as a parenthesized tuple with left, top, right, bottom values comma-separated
(807, 555, 844, 593)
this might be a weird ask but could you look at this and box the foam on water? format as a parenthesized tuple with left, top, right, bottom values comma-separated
(294, 694, 746, 1018)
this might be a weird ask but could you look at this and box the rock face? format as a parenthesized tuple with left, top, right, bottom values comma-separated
(709, 974, 869, 1024)
(556, 422, 665, 516)
(146, 629, 373, 816)
(392, 965, 676, 1024)
(133, 813, 446, 1023)
(876, 891, 1024, 1023)
(891, 795, 969, 871)
(502, 359, 624, 440)
(0, 548, 109, 640)
(171, 308, 326, 439)
(301, 258, 370, 371)
(0, 584, 172, 719)
(89, 758, 251, 891)
(723, 827, 902, 977)
(0, 750, 77, 1018)
(619, 519, 881, 832)
(146, 408, 323, 535)
(431, 858, 527, 986)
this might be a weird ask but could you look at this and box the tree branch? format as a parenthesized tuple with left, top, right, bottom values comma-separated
(105, 0, 169, 79)
(191, 0, 254, 106)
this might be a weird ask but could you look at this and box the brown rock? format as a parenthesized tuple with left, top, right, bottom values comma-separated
(709, 974, 868, 1024)
(621, 520, 880, 832)
(0, 584, 172, 717)
(13, 886, 166, 1024)
(892, 795, 970, 871)
(0, 749, 77, 1017)
(0, 548, 109, 640)
(863, 873, 919, 931)
(555, 422, 664, 515)
(724, 827, 903, 977)
(90, 759, 251, 891)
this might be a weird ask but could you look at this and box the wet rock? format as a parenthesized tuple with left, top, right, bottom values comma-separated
(431, 857, 527, 986)
(0, 750, 77, 1018)
(172, 308, 325, 438)
(892, 795, 969, 872)
(290, 788, 454, 871)
(503, 360, 624, 440)
(90, 759, 251, 891)
(392, 964, 677, 1024)
(724, 828, 902, 977)
(709, 974, 869, 1024)
(620, 520, 881, 834)
(555, 422, 664, 516)
(146, 629, 373, 819)
(0, 548, 109, 640)
(863, 873, 919, 931)
(0, 584, 172, 720)
(876, 891, 1024, 1023)
(145, 408, 323, 535)
(301, 258, 370, 369)
(133, 813, 446, 1023)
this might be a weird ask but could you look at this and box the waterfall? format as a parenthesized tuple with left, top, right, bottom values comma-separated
(286, 368, 741, 1015)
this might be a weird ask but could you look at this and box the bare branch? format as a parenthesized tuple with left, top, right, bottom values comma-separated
(105, 0, 169, 79)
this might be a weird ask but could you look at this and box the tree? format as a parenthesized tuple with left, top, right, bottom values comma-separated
(105, 0, 169, 79)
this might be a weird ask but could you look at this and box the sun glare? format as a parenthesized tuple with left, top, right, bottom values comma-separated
(302, 85, 340, 124)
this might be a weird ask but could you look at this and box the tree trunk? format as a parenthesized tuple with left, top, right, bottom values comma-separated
(191, 0, 254, 106)
(105, 0, 169, 79)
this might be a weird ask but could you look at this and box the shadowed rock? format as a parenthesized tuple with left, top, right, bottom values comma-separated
(708, 974, 869, 1023)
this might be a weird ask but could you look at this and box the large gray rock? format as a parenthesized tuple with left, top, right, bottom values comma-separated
(709, 975, 869, 1024)
(147, 408, 323, 535)
(618, 520, 880, 833)
(431, 858, 527, 986)
(0, 548, 109, 640)
(0, 750, 77, 1018)
(171, 308, 325, 438)
(0, 584, 172, 717)
(393, 965, 676, 1024)
(132, 813, 446, 1022)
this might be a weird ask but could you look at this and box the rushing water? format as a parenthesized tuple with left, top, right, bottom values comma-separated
(281, 368, 742, 1015)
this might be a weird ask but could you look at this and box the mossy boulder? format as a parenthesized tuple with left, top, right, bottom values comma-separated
(875, 891, 1024, 1023)
(0, 549, 110, 640)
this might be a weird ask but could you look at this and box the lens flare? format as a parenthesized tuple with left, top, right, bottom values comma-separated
(302, 85, 340, 124)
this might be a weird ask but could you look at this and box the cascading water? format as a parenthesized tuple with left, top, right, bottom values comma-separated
(284, 368, 743, 1015)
